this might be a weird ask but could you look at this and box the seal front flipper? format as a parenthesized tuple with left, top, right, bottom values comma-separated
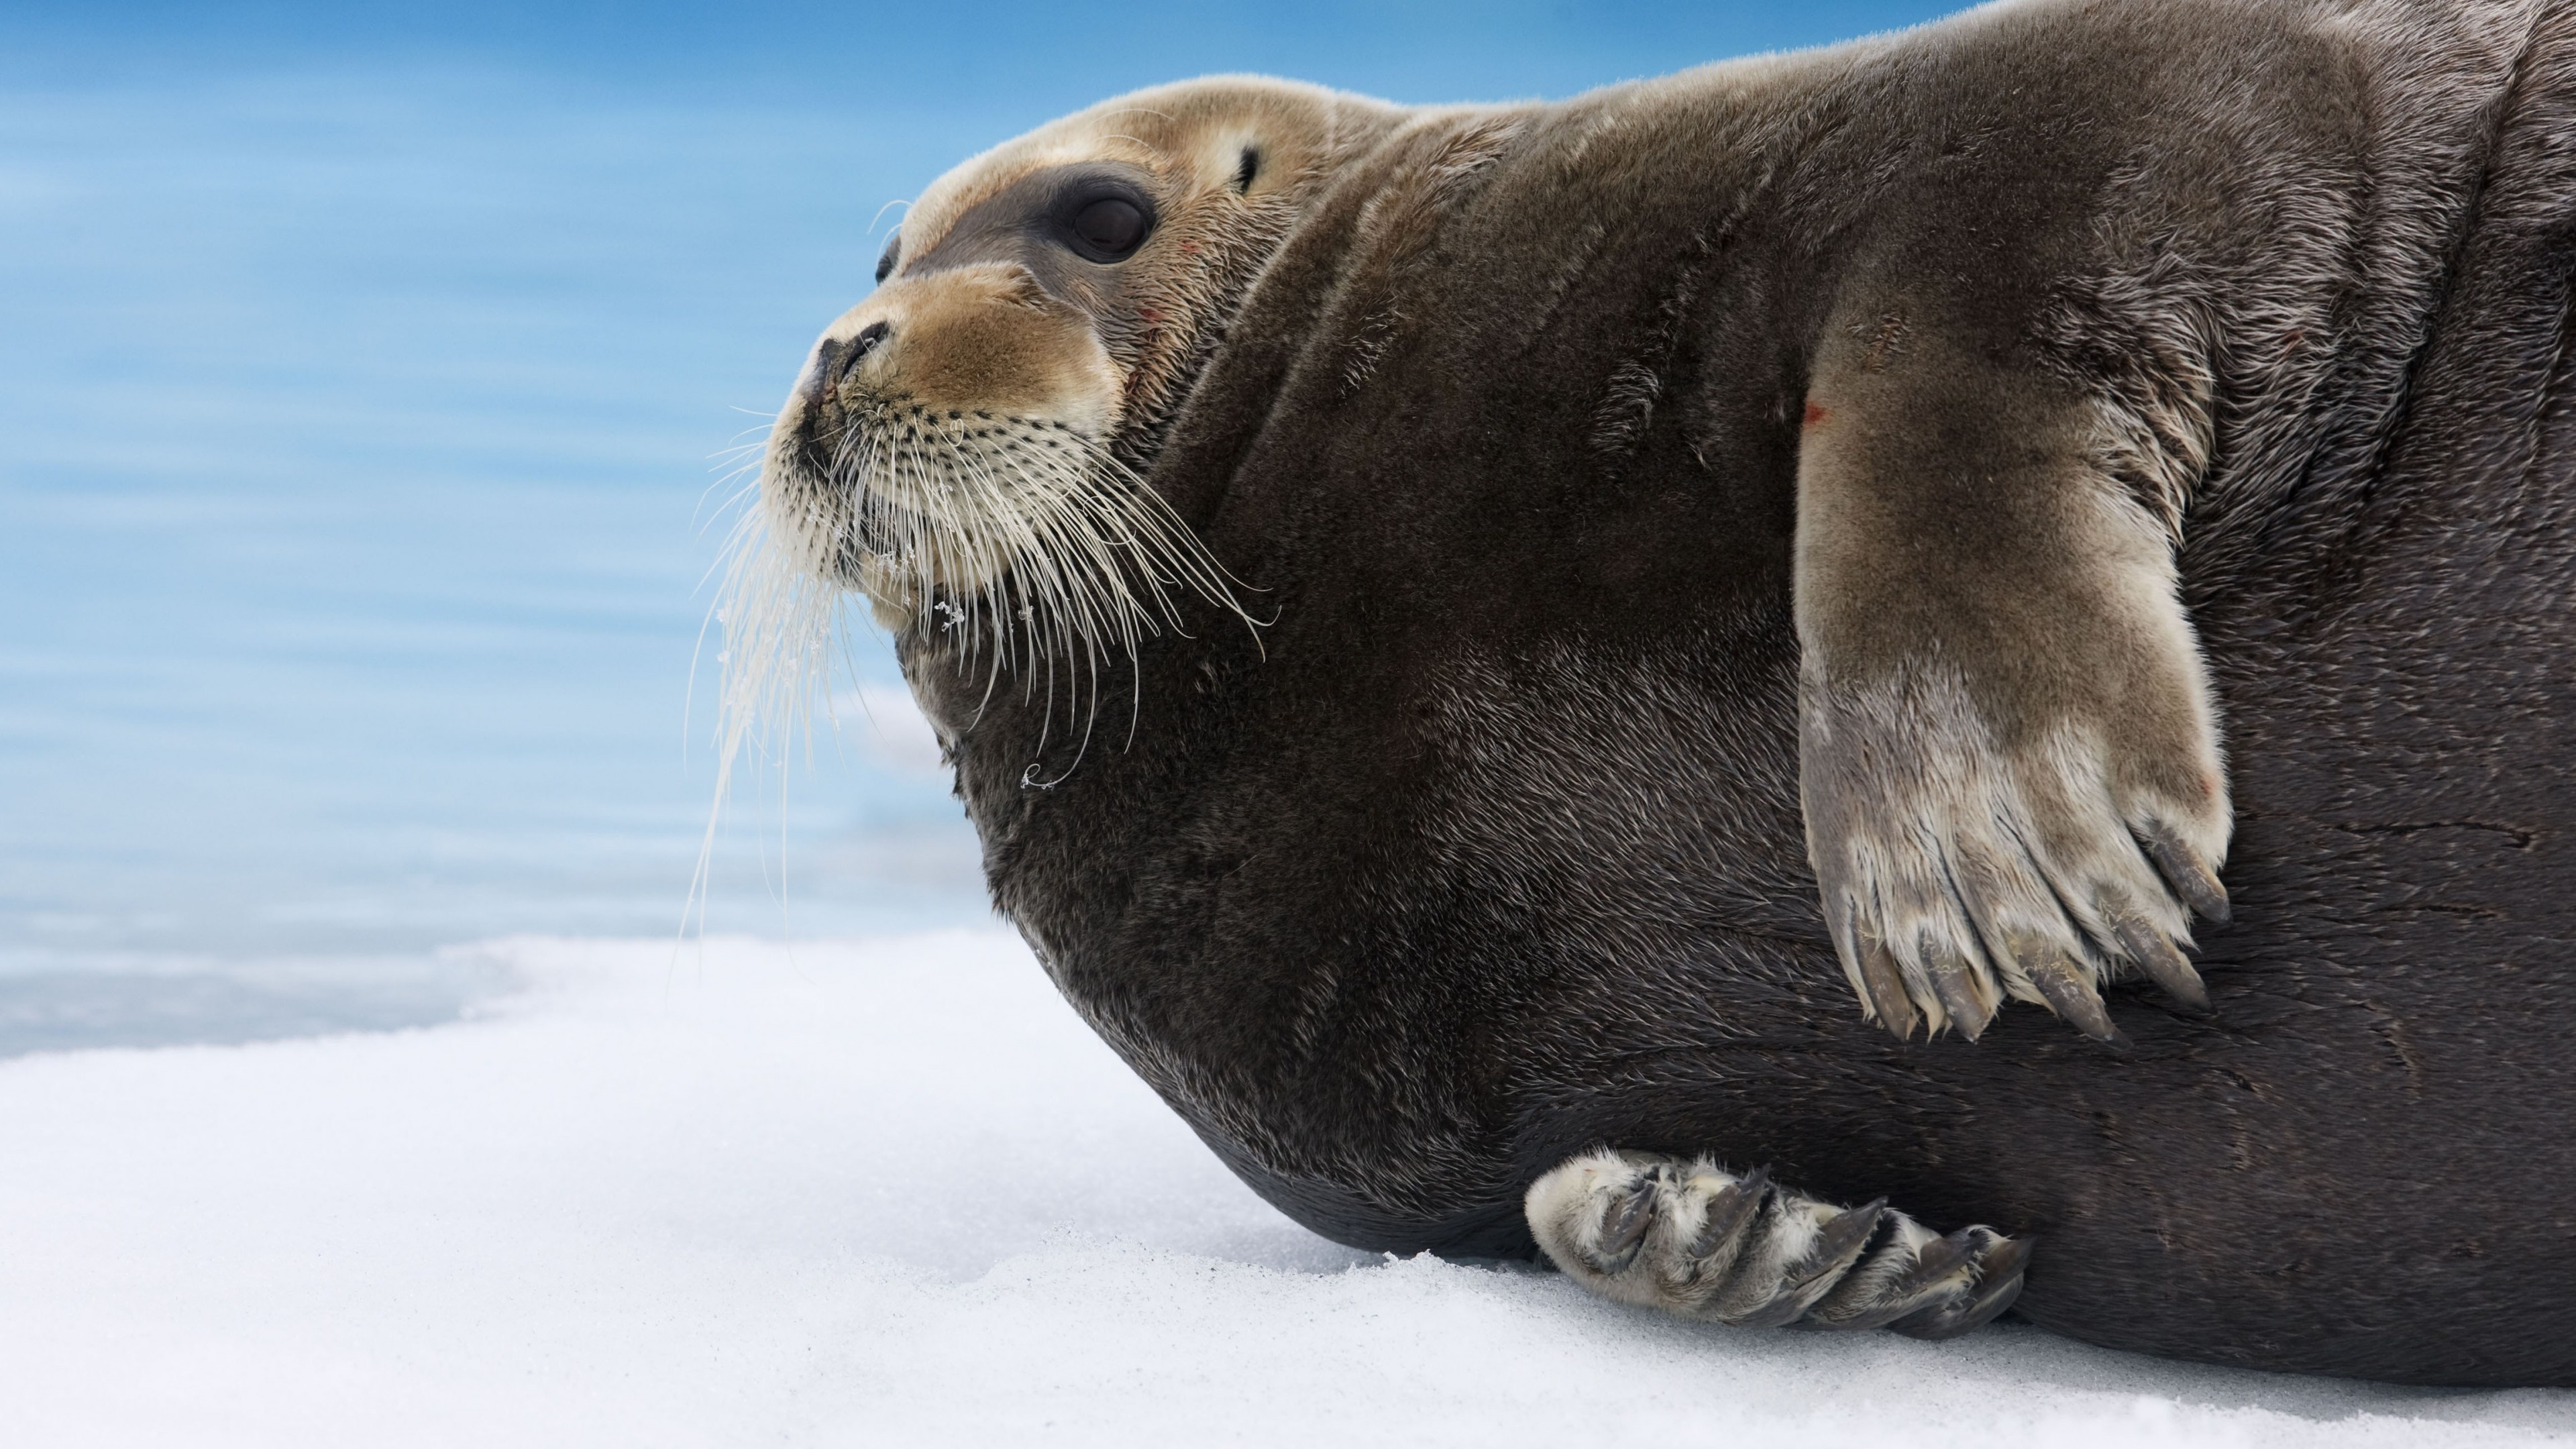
(1792, 296, 2231, 1042)
(1523, 1149, 2029, 1338)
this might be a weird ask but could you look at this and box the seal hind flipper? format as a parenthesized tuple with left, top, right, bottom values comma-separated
(1886, 1235, 2035, 1342)
(1795, 296, 2233, 1042)
(1523, 1149, 2029, 1338)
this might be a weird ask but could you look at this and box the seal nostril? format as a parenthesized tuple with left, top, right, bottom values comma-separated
(805, 321, 892, 409)
(843, 321, 892, 378)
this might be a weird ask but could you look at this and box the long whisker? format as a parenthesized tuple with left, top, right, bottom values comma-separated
(696, 395, 1262, 932)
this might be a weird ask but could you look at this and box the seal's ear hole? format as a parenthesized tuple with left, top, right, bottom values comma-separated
(1233, 148, 1260, 194)
(875, 231, 901, 284)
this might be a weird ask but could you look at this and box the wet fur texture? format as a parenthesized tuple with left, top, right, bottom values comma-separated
(875, 0, 2576, 1385)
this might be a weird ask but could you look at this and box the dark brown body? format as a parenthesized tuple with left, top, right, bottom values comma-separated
(902, 0, 2576, 1383)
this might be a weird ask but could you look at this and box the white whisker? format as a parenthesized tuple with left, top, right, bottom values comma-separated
(692, 390, 1260, 938)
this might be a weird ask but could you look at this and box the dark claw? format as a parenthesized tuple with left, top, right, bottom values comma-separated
(1889, 1227, 1976, 1291)
(2111, 917, 2210, 1012)
(1790, 1199, 1887, 1289)
(2141, 827, 2231, 923)
(1686, 1169, 1767, 1259)
(1856, 934, 1921, 1040)
(1924, 942, 1994, 1040)
(1593, 1174, 1659, 1274)
(1890, 1234, 2035, 1341)
(1735, 1199, 1886, 1329)
(1939, 1235, 2033, 1335)
(1975, 1232, 2037, 1289)
(1823, 1228, 1980, 1330)
(2025, 951, 2129, 1045)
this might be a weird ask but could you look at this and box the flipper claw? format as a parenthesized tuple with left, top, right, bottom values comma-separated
(2112, 916, 2210, 1012)
(1526, 1149, 2031, 1344)
(2027, 950, 2128, 1044)
(1890, 1232, 2033, 1340)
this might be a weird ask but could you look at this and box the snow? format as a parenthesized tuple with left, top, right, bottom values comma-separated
(1, 932, 2568, 1446)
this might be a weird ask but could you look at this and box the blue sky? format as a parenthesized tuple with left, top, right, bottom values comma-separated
(0, 1, 1968, 1038)
(9, 3, 1964, 103)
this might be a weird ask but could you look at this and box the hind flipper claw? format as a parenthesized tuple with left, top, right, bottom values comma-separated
(1526, 1148, 2029, 1341)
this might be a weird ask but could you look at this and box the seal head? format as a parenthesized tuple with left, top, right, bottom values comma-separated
(747, 78, 1404, 701)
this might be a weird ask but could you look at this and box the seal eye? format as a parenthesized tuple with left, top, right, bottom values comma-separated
(875, 232, 900, 284)
(1068, 197, 1148, 262)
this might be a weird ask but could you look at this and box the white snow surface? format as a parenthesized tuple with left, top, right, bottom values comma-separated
(3, 932, 2569, 1447)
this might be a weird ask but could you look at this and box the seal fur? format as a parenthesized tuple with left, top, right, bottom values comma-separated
(733, 0, 2576, 1384)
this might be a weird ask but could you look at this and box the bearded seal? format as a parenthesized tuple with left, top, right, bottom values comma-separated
(727, 0, 2576, 1383)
